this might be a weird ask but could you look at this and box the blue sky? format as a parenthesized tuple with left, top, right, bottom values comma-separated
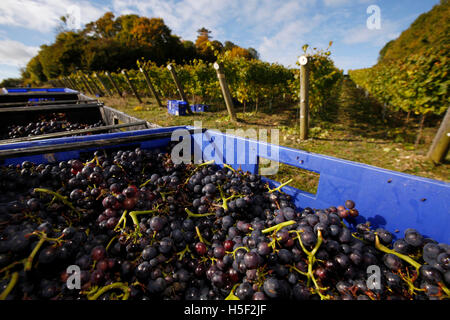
(0, 0, 441, 81)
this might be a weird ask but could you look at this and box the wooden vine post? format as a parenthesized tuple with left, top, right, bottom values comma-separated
(167, 64, 193, 114)
(121, 69, 143, 104)
(64, 77, 76, 91)
(73, 77, 85, 93)
(94, 73, 112, 96)
(299, 55, 310, 140)
(78, 72, 95, 96)
(86, 73, 104, 97)
(213, 62, 237, 122)
(68, 76, 80, 92)
(427, 106, 450, 164)
(105, 71, 123, 97)
(140, 67, 163, 108)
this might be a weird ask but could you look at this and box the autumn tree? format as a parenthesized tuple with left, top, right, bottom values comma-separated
(181, 40, 197, 62)
(0, 77, 22, 87)
(223, 41, 236, 51)
(21, 12, 261, 83)
(195, 27, 221, 61)
(22, 56, 46, 84)
(229, 47, 253, 59)
(84, 12, 120, 39)
(247, 47, 260, 60)
(195, 27, 211, 48)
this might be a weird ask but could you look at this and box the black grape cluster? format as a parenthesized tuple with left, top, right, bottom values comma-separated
(3, 113, 104, 139)
(0, 146, 448, 300)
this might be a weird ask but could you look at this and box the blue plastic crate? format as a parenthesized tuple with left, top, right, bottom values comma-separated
(2, 87, 78, 94)
(167, 100, 188, 116)
(1, 126, 449, 243)
(190, 104, 209, 112)
(0, 87, 80, 105)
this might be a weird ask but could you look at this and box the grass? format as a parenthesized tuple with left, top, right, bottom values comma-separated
(99, 80, 449, 193)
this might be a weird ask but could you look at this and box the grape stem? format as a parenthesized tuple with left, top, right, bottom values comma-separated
(87, 282, 130, 300)
(438, 283, 450, 298)
(129, 208, 160, 229)
(223, 164, 236, 173)
(291, 229, 331, 300)
(374, 234, 422, 271)
(225, 283, 240, 300)
(105, 235, 118, 252)
(34, 188, 81, 216)
(267, 179, 293, 194)
(226, 246, 250, 259)
(176, 245, 191, 261)
(262, 220, 295, 234)
(288, 265, 308, 277)
(114, 210, 128, 231)
(185, 208, 215, 218)
(397, 268, 425, 296)
(195, 226, 210, 245)
(85, 155, 101, 167)
(217, 185, 230, 211)
(0, 272, 19, 300)
(159, 191, 175, 202)
(24, 233, 47, 271)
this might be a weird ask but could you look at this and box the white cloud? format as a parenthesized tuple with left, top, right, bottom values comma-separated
(257, 14, 326, 66)
(111, 0, 318, 41)
(0, 39, 39, 67)
(110, 0, 320, 66)
(342, 19, 400, 46)
(0, 65, 23, 81)
(111, 0, 242, 40)
(0, 0, 108, 33)
(0, 0, 415, 74)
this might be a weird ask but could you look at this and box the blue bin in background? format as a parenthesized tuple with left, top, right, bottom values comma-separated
(0, 126, 448, 243)
(190, 104, 209, 112)
(167, 100, 188, 116)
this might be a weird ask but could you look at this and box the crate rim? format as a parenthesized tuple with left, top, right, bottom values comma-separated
(1, 87, 78, 95)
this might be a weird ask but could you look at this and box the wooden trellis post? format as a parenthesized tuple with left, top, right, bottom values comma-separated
(86, 73, 104, 96)
(299, 55, 310, 140)
(70, 76, 83, 92)
(167, 63, 193, 114)
(213, 62, 236, 122)
(78, 72, 95, 96)
(140, 67, 163, 108)
(94, 73, 112, 96)
(427, 106, 450, 163)
(122, 69, 143, 104)
(105, 71, 123, 97)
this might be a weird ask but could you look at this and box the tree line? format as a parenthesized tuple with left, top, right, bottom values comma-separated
(18, 12, 259, 85)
